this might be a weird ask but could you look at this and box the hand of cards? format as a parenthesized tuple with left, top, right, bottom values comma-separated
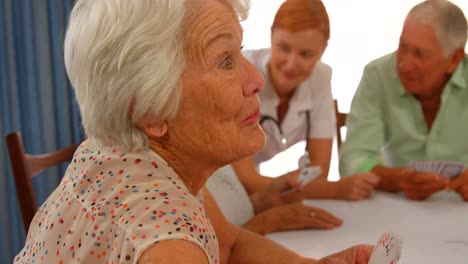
(368, 232, 402, 264)
(284, 166, 321, 194)
(297, 166, 321, 186)
(409, 160, 465, 178)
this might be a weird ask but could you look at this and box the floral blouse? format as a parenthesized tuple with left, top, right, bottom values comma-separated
(14, 139, 219, 264)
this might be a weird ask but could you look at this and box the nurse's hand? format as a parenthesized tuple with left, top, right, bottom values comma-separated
(336, 173, 380, 201)
(250, 171, 303, 213)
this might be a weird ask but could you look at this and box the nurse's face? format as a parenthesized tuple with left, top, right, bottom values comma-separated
(269, 28, 326, 97)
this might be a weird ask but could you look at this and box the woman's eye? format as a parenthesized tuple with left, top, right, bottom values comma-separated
(220, 55, 234, 70)
(279, 43, 290, 53)
(300, 51, 313, 58)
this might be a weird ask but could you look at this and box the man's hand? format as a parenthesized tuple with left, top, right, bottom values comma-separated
(400, 170, 449, 200)
(336, 173, 380, 201)
(447, 169, 468, 201)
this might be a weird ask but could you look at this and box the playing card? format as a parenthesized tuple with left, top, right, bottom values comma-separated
(433, 162, 440, 174)
(409, 160, 464, 178)
(409, 161, 426, 172)
(433, 162, 443, 175)
(297, 166, 321, 186)
(283, 166, 321, 194)
(298, 153, 310, 169)
(368, 232, 402, 264)
(437, 161, 464, 177)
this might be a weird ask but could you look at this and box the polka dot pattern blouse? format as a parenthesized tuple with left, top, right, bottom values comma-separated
(14, 139, 219, 264)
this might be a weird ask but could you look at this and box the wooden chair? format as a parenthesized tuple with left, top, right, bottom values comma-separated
(334, 99, 348, 153)
(5, 131, 80, 232)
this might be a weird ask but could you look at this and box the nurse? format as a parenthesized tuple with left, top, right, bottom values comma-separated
(233, 0, 379, 201)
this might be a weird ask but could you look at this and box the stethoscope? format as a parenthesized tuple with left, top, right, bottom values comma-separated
(259, 110, 311, 169)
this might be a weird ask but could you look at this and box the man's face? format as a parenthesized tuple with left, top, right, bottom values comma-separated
(396, 19, 459, 97)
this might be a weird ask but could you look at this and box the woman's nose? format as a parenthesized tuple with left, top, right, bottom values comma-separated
(244, 61, 264, 95)
(284, 53, 298, 70)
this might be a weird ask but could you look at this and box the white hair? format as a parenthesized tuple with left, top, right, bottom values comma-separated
(64, 0, 250, 149)
(407, 0, 467, 57)
(226, 0, 250, 21)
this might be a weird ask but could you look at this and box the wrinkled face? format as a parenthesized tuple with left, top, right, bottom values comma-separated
(269, 29, 326, 96)
(170, 0, 265, 165)
(397, 19, 458, 97)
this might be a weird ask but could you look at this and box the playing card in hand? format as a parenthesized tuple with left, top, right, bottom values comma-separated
(368, 232, 402, 264)
(409, 160, 465, 178)
(297, 166, 321, 186)
(283, 166, 321, 194)
(437, 161, 465, 178)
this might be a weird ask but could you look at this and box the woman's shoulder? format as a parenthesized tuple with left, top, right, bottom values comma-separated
(300, 61, 332, 90)
(65, 140, 208, 225)
(61, 140, 219, 262)
(68, 140, 193, 199)
(312, 61, 332, 77)
(18, 140, 218, 263)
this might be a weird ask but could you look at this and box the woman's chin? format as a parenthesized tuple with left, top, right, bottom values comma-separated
(226, 125, 265, 162)
(245, 131, 266, 157)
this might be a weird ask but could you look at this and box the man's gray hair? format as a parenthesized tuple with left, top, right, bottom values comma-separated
(407, 0, 467, 57)
(64, 0, 249, 149)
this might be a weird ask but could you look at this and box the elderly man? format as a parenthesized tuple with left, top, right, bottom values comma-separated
(339, 0, 468, 201)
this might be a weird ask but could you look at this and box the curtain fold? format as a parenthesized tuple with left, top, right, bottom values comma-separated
(0, 0, 81, 262)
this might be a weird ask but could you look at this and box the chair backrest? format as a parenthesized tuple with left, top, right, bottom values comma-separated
(5, 131, 80, 232)
(334, 99, 348, 153)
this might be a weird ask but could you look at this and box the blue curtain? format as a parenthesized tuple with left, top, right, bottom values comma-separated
(0, 0, 83, 262)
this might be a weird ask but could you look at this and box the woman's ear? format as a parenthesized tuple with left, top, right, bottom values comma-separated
(142, 122, 168, 138)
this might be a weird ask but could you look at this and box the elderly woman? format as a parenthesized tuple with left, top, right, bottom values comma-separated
(15, 0, 372, 263)
(232, 0, 380, 201)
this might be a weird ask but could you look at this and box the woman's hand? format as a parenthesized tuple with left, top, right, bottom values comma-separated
(251, 171, 303, 213)
(245, 202, 343, 234)
(314, 244, 374, 264)
(273, 202, 343, 231)
(336, 173, 380, 201)
(447, 169, 468, 201)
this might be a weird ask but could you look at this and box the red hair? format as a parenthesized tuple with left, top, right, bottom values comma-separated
(271, 0, 330, 41)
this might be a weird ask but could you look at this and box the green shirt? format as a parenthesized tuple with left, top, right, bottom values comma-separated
(339, 52, 468, 176)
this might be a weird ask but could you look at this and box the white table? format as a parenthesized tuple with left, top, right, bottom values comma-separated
(267, 191, 468, 263)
